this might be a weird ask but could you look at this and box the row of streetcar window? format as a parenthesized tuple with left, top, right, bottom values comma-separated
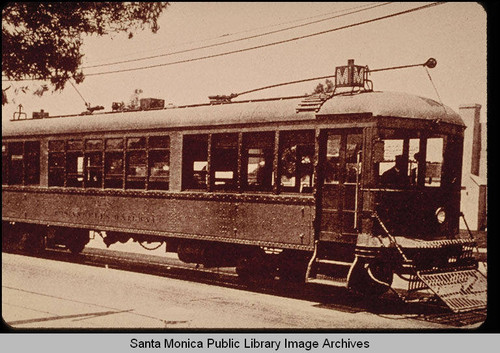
(2, 130, 316, 193)
(1, 130, 446, 191)
(47, 136, 170, 190)
(182, 131, 314, 192)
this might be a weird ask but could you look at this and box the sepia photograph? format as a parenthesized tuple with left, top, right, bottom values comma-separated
(2, 1, 488, 338)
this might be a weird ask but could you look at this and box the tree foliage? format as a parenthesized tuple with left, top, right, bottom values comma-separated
(312, 79, 334, 94)
(2, 2, 169, 96)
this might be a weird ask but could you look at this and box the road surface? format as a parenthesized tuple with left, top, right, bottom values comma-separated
(2, 251, 483, 329)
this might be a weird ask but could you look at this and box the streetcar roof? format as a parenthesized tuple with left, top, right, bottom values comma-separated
(317, 91, 464, 125)
(2, 91, 463, 138)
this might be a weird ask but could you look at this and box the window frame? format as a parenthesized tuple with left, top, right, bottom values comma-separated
(3, 140, 41, 186)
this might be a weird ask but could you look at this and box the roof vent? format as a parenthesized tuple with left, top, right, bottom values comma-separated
(32, 109, 49, 119)
(208, 93, 238, 104)
(140, 98, 165, 110)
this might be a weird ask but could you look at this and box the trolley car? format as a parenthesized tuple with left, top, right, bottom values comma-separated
(2, 60, 486, 312)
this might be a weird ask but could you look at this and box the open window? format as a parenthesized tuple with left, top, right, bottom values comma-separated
(279, 130, 314, 193)
(324, 134, 341, 184)
(242, 132, 274, 191)
(374, 129, 444, 188)
(104, 138, 124, 189)
(148, 135, 170, 190)
(211, 133, 238, 190)
(126, 137, 147, 189)
(182, 134, 208, 190)
(8, 142, 24, 185)
(425, 137, 443, 187)
(85, 139, 103, 188)
(49, 140, 65, 186)
(66, 140, 84, 187)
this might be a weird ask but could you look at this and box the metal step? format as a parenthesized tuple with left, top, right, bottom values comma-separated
(316, 259, 352, 266)
(417, 269, 487, 313)
(306, 277, 347, 287)
(305, 240, 352, 287)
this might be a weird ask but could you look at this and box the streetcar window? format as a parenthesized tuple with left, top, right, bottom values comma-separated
(2, 141, 40, 185)
(8, 142, 23, 185)
(425, 137, 443, 187)
(378, 139, 404, 180)
(127, 137, 146, 149)
(149, 136, 169, 149)
(49, 140, 65, 186)
(105, 138, 124, 150)
(375, 130, 440, 188)
(212, 133, 238, 190)
(67, 139, 83, 151)
(85, 139, 103, 151)
(67, 154, 84, 187)
(243, 132, 274, 191)
(104, 138, 124, 189)
(280, 130, 314, 193)
(24, 141, 40, 185)
(126, 149, 147, 189)
(182, 135, 208, 190)
(126, 137, 147, 189)
(104, 152, 124, 189)
(3, 141, 41, 186)
(345, 134, 363, 184)
(66, 139, 84, 187)
(49, 140, 65, 152)
(324, 134, 341, 184)
(148, 136, 170, 190)
(85, 140, 103, 188)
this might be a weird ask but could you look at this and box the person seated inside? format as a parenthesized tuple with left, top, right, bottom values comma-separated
(381, 154, 407, 187)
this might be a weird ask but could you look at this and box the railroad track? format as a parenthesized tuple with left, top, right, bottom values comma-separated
(3, 246, 487, 328)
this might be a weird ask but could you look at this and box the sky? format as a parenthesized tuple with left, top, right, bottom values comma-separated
(2, 2, 487, 124)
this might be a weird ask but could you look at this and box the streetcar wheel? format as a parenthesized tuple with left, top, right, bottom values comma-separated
(18, 224, 45, 254)
(236, 250, 276, 283)
(65, 229, 90, 254)
(347, 256, 393, 297)
(278, 253, 308, 282)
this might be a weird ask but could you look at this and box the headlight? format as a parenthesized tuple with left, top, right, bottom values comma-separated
(435, 207, 446, 224)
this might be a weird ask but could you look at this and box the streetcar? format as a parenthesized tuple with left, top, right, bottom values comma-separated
(2, 60, 486, 312)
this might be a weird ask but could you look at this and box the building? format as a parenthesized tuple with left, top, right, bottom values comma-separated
(459, 104, 487, 231)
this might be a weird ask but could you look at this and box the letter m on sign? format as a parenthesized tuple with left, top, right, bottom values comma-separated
(336, 67, 349, 86)
(352, 66, 365, 86)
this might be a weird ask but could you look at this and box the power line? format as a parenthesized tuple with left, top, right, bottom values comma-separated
(2, 2, 445, 83)
(83, 2, 444, 78)
(82, 2, 391, 69)
(83, 2, 384, 66)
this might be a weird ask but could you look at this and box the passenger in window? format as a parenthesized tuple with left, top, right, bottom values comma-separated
(381, 155, 407, 187)
(409, 152, 420, 186)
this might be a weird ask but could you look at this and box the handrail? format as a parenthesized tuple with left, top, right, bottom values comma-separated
(371, 211, 410, 263)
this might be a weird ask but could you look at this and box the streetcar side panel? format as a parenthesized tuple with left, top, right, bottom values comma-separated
(2, 189, 314, 250)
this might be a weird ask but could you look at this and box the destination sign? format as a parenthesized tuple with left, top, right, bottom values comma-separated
(335, 59, 366, 88)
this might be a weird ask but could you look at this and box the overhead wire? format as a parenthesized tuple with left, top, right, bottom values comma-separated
(2, 2, 445, 83)
(81, 2, 392, 69)
(82, 2, 444, 78)
(83, 2, 385, 66)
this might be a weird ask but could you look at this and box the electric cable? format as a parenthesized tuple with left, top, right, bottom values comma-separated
(82, 2, 444, 77)
(82, 2, 391, 69)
